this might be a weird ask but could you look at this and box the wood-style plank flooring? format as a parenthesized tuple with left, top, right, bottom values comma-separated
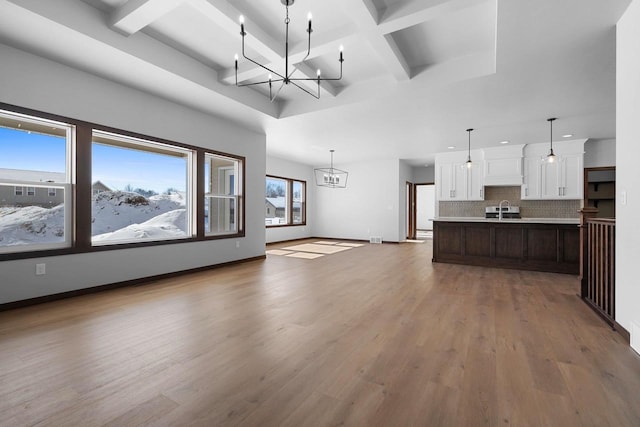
(1, 239, 639, 426)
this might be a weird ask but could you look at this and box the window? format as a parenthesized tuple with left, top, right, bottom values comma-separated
(265, 175, 306, 226)
(91, 130, 194, 245)
(0, 109, 72, 253)
(0, 103, 245, 259)
(204, 153, 243, 236)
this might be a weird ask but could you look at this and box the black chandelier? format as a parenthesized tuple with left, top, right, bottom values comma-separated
(234, 0, 344, 102)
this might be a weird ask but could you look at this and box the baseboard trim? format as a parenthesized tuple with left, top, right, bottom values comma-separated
(579, 295, 631, 344)
(614, 320, 631, 344)
(0, 255, 266, 312)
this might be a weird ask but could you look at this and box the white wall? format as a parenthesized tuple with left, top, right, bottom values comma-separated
(417, 185, 435, 230)
(412, 165, 435, 183)
(584, 138, 616, 168)
(0, 43, 266, 304)
(314, 158, 402, 242)
(616, 1, 640, 346)
(266, 155, 313, 243)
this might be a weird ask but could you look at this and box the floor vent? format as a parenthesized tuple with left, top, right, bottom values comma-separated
(631, 321, 640, 355)
(369, 236, 382, 244)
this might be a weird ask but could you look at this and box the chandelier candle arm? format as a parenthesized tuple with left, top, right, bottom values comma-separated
(233, 0, 344, 101)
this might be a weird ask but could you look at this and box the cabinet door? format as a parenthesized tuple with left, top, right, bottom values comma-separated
(452, 163, 467, 199)
(436, 163, 454, 200)
(559, 153, 583, 199)
(541, 160, 561, 198)
(522, 157, 542, 199)
(467, 162, 485, 200)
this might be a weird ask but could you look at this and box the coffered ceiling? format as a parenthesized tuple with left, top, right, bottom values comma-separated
(0, 0, 632, 166)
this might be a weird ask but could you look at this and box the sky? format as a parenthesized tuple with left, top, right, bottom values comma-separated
(1, 127, 187, 193)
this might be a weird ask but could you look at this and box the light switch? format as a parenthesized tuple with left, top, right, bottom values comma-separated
(621, 190, 627, 205)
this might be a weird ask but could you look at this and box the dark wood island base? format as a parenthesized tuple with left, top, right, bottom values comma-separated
(432, 219, 580, 274)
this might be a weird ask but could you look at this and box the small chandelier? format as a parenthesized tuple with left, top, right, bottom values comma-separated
(465, 128, 474, 169)
(315, 150, 348, 188)
(234, 0, 344, 102)
(547, 117, 557, 163)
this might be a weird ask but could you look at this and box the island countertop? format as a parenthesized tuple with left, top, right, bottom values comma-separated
(431, 217, 580, 225)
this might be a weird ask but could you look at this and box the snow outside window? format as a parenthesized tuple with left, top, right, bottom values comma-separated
(0, 109, 73, 254)
(204, 153, 242, 236)
(91, 131, 194, 245)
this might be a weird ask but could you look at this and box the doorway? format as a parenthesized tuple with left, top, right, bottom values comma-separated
(415, 183, 435, 239)
(406, 182, 416, 240)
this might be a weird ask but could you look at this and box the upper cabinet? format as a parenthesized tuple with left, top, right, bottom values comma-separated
(436, 150, 484, 201)
(483, 145, 525, 186)
(521, 140, 586, 200)
(435, 139, 586, 202)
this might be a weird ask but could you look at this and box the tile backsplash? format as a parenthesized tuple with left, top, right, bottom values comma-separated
(438, 186, 581, 218)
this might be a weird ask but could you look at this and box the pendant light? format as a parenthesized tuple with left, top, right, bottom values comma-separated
(314, 150, 349, 188)
(547, 117, 556, 163)
(465, 128, 474, 169)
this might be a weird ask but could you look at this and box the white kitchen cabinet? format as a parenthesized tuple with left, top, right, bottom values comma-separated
(467, 161, 484, 200)
(436, 160, 484, 201)
(483, 144, 525, 186)
(558, 153, 583, 198)
(522, 140, 585, 200)
(521, 156, 543, 199)
(437, 162, 464, 200)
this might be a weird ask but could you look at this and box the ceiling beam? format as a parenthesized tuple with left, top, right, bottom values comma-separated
(341, 0, 411, 81)
(110, 0, 185, 36)
(187, 0, 283, 63)
(378, 0, 491, 34)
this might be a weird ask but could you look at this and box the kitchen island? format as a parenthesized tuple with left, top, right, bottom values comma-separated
(432, 217, 580, 274)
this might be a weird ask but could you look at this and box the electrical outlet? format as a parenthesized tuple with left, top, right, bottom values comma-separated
(35, 263, 46, 275)
(236, 240, 240, 248)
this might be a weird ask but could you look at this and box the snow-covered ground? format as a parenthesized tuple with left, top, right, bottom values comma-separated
(0, 205, 65, 246)
(0, 190, 189, 247)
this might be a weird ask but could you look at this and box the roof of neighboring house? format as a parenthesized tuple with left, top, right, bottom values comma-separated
(266, 197, 286, 209)
(0, 168, 65, 183)
(92, 180, 111, 191)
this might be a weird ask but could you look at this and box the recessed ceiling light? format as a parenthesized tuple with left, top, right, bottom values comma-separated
(499, 140, 510, 144)
(447, 146, 455, 149)
(562, 134, 573, 138)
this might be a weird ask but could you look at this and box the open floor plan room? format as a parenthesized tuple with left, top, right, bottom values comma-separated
(1, 240, 638, 426)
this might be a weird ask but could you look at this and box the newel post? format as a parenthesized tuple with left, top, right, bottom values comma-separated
(578, 207, 599, 297)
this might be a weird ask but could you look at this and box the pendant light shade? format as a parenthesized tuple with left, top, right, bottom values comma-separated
(465, 128, 474, 169)
(314, 150, 348, 188)
(547, 118, 556, 163)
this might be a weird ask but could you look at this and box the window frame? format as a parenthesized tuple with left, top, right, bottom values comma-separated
(0, 108, 74, 255)
(0, 102, 246, 261)
(90, 129, 196, 247)
(203, 152, 244, 238)
(265, 175, 306, 228)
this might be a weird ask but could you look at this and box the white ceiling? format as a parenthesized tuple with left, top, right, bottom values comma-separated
(0, 0, 631, 167)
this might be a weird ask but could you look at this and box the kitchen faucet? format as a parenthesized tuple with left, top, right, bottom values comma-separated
(499, 200, 510, 221)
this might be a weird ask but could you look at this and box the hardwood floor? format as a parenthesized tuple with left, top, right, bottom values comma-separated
(1, 239, 639, 426)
